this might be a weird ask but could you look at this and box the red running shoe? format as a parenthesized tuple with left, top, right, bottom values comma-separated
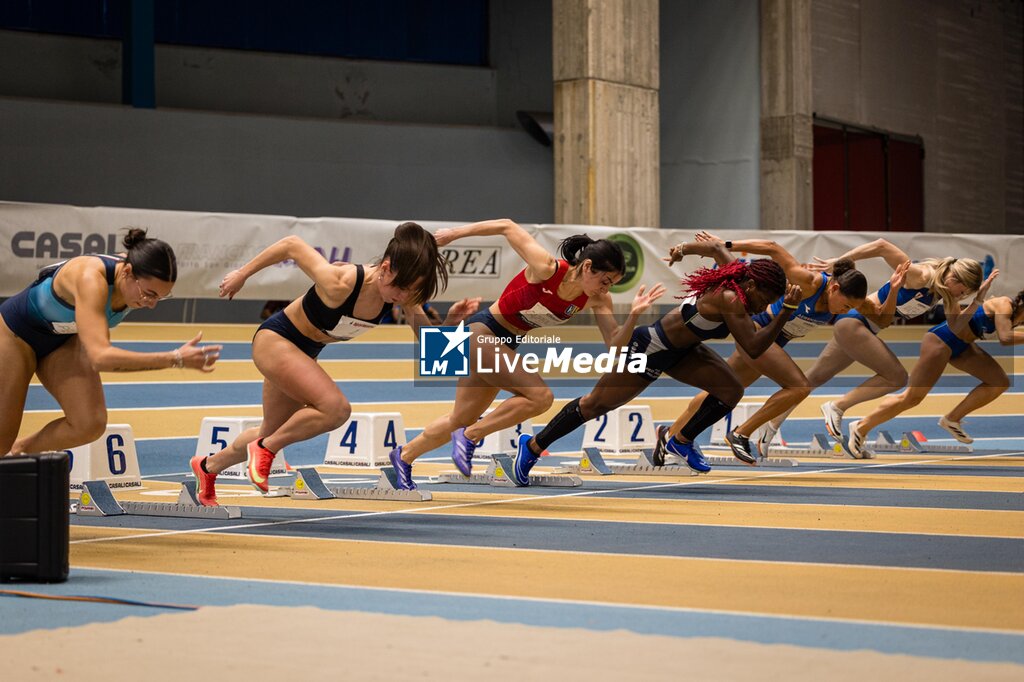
(246, 440, 276, 493)
(189, 455, 219, 507)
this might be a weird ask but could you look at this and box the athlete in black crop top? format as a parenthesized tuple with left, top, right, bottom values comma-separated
(187, 224, 479, 506)
(513, 238, 801, 484)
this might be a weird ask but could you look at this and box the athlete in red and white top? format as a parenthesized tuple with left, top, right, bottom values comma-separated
(387, 218, 665, 489)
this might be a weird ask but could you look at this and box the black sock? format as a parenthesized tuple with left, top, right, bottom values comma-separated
(679, 395, 734, 442)
(534, 397, 587, 451)
(257, 438, 276, 455)
(200, 456, 210, 473)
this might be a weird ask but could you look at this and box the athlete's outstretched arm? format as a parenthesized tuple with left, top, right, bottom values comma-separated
(861, 260, 911, 328)
(434, 219, 556, 282)
(948, 270, 999, 336)
(665, 235, 735, 267)
(589, 285, 667, 348)
(401, 298, 482, 337)
(71, 269, 220, 372)
(811, 238, 911, 272)
(721, 284, 803, 359)
(719, 237, 819, 295)
(219, 235, 347, 301)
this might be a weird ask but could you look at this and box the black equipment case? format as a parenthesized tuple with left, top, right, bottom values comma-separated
(0, 452, 70, 583)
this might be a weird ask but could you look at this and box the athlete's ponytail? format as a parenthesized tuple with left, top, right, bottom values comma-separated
(558, 234, 625, 274)
(832, 257, 867, 299)
(923, 257, 983, 310)
(1012, 289, 1024, 319)
(382, 221, 449, 305)
(123, 227, 177, 282)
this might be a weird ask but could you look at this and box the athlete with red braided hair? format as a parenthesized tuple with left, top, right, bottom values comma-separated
(510, 238, 802, 484)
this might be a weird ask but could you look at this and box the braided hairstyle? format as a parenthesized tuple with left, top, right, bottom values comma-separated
(680, 259, 787, 308)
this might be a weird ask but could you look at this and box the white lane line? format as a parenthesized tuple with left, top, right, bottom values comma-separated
(70, 451, 1024, 546)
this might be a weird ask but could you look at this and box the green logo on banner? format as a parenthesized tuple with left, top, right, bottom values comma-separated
(607, 233, 644, 292)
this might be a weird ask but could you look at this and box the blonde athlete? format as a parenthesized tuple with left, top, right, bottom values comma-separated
(847, 272, 1013, 457)
(0, 228, 220, 456)
(762, 240, 983, 453)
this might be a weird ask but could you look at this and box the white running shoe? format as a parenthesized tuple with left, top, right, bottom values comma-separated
(756, 424, 779, 459)
(843, 420, 869, 459)
(820, 401, 845, 440)
(938, 416, 973, 444)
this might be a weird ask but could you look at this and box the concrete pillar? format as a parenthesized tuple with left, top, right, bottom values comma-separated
(553, 0, 659, 228)
(760, 0, 813, 230)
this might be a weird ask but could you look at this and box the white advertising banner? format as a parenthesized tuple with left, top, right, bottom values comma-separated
(2, 201, 1021, 303)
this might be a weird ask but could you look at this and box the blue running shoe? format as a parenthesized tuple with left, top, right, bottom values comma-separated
(511, 434, 540, 487)
(451, 427, 476, 476)
(665, 436, 711, 474)
(388, 447, 417, 490)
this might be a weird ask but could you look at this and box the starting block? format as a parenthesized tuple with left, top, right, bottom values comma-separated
(870, 430, 972, 454)
(267, 466, 431, 502)
(74, 479, 242, 519)
(709, 402, 772, 448)
(727, 433, 839, 462)
(323, 413, 405, 467)
(582, 405, 656, 454)
(194, 417, 290, 479)
(67, 424, 141, 491)
(434, 453, 582, 488)
(558, 447, 700, 476)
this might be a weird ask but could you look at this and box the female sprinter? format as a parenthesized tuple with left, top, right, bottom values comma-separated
(765, 241, 983, 451)
(0, 228, 220, 455)
(664, 232, 869, 464)
(387, 218, 663, 490)
(513, 239, 802, 486)
(191, 222, 476, 505)
(846, 271, 1012, 457)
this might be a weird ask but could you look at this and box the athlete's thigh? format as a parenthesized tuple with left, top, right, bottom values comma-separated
(906, 333, 952, 391)
(834, 321, 902, 377)
(747, 343, 806, 387)
(725, 347, 763, 387)
(949, 344, 1008, 385)
(259, 378, 307, 436)
(452, 379, 501, 422)
(0, 323, 36, 448)
(35, 336, 106, 419)
(470, 340, 549, 397)
(806, 331, 854, 384)
(663, 344, 741, 396)
(252, 331, 341, 408)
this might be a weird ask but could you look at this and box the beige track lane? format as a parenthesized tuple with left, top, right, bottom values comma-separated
(68, 526, 1024, 631)
(99, 480, 1024, 538)
(21, 393, 1024, 439)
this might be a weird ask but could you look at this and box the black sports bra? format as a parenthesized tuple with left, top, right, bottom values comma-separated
(301, 264, 393, 341)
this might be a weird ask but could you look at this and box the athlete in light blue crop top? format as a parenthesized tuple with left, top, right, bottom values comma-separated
(846, 273, 1018, 458)
(666, 232, 868, 464)
(767, 238, 984, 451)
(0, 229, 219, 457)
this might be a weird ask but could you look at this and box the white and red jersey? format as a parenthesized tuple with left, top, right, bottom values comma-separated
(497, 259, 589, 331)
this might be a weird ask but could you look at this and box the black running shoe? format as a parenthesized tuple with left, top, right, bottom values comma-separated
(652, 425, 670, 467)
(726, 430, 757, 465)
